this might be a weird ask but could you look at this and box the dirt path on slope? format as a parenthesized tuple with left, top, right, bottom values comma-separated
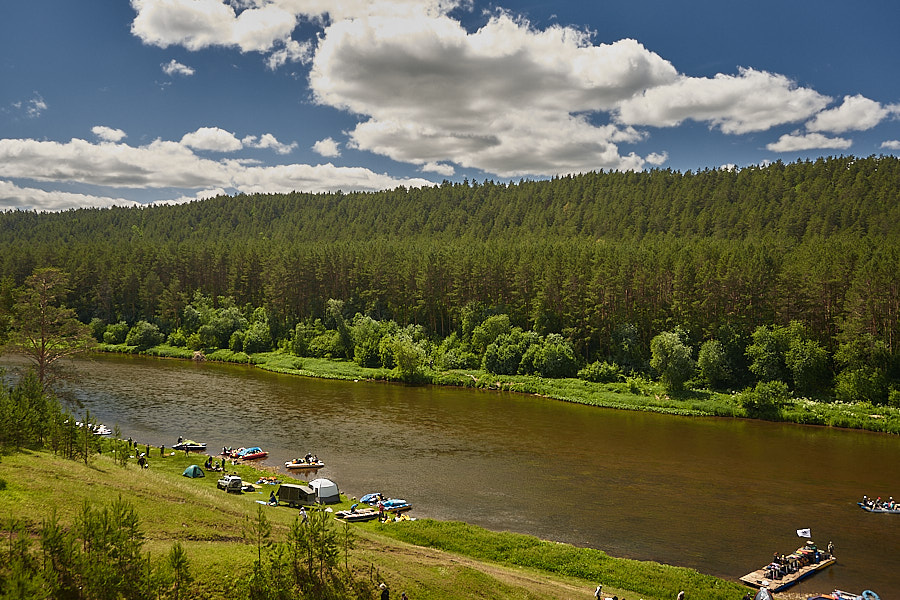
(361, 537, 626, 600)
(358, 536, 830, 600)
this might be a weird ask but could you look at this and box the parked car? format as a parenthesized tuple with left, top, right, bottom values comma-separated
(217, 474, 242, 493)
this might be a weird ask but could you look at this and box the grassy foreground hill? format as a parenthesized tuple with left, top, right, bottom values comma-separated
(0, 448, 749, 600)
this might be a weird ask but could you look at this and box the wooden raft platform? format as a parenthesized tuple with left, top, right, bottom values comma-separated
(740, 556, 836, 593)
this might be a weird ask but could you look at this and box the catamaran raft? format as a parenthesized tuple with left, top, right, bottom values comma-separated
(740, 541, 835, 593)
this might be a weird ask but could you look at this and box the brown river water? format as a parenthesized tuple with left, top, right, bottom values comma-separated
(4, 354, 899, 595)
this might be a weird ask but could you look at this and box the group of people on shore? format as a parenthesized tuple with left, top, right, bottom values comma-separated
(594, 582, 684, 600)
(378, 582, 407, 600)
(204, 455, 226, 471)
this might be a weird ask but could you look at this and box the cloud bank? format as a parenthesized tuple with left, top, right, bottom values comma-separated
(0, 128, 434, 211)
(130, 0, 881, 176)
(4, 0, 898, 210)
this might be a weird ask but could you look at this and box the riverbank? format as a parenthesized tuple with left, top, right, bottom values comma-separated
(101, 343, 900, 434)
(0, 448, 751, 600)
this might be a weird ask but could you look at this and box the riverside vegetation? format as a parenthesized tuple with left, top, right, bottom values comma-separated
(0, 374, 747, 599)
(2, 156, 899, 432)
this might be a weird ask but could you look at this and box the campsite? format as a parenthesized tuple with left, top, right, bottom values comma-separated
(0, 444, 756, 600)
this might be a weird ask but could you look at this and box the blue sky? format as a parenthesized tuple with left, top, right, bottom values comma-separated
(2, 0, 899, 211)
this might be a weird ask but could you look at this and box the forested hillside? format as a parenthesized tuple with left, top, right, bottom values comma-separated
(2, 155, 898, 404)
(3, 155, 900, 246)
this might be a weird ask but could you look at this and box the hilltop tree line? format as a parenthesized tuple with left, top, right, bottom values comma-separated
(1, 155, 898, 403)
(3, 155, 899, 246)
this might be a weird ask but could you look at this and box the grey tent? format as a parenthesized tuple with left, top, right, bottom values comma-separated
(182, 464, 205, 478)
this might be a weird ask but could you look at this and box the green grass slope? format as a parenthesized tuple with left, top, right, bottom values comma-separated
(0, 448, 747, 599)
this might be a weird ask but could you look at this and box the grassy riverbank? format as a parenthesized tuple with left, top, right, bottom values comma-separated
(0, 448, 748, 600)
(99, 343, 900, 434)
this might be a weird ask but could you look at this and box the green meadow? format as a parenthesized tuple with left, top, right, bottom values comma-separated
(0, 446, 747, 599)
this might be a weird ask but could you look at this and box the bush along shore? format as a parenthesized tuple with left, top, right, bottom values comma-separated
(0, 444, 749, 600)
(99, 343, 900, 434)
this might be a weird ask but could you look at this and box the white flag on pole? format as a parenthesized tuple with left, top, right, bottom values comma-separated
(796, 528, 811, 538)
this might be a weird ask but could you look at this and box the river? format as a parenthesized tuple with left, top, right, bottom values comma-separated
(4, 353, 899, 595)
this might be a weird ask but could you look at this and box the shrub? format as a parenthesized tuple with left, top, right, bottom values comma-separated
(741, 380, 789, 419)
(229, 330, 244, 352)
(291, 320, 317, 357)
(351, 314, 390, 368)
(785, 339, 829, 395)
(90, 317, 106, 342)
(437, 349, 479, 370)
(471, 314, 512, 355)
(697, 340, 730, 389)
(167, 329, 187, 347)
(747, 322, 830, 394)
(186, 332, 203, 351)
(578, 361, 623, 383)
(482, 329, 537, 375)
(103, 321, 129, 344)
(650, 331, 695, 392)
(626, 376, 651, 396)
(834, 367, 889, 405)
(125, 320, 165, 350)
(242, 320, 273, 354)
(520, 333, 577, 378)
(889, 389, 900, 408)
(386, 334, 427, 382)
(206, 349, 251, 363)
(308, 330, 342, 358)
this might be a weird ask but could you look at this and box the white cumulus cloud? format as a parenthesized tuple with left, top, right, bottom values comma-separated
(130, 0, 463, 67)
(131, 0, 293, 52)
(181, 127, 243, 152)
(615, 68, 830, 134)
(421, 161, 455, 176)
(92, 126, 128, 143)
(245, 133, 298, 154)
(645, 152, 668, 166)
(806, 94, 891, 133)
(265, 38, 313, 69)
(766, 131, 853, 153)
(312, 137, 341, 157)
(162, 58, 195, 76)
(881, 140, 900, 150)
(0, 137, 233, 188)
(231, 162, 432, 195)
(157, 188, 227, 206)
(311, 13, 677, 175)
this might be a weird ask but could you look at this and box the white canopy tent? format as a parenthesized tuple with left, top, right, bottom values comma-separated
(309, 478, 340, 504)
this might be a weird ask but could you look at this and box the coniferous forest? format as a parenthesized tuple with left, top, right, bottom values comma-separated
(2, 155, 899, 405)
